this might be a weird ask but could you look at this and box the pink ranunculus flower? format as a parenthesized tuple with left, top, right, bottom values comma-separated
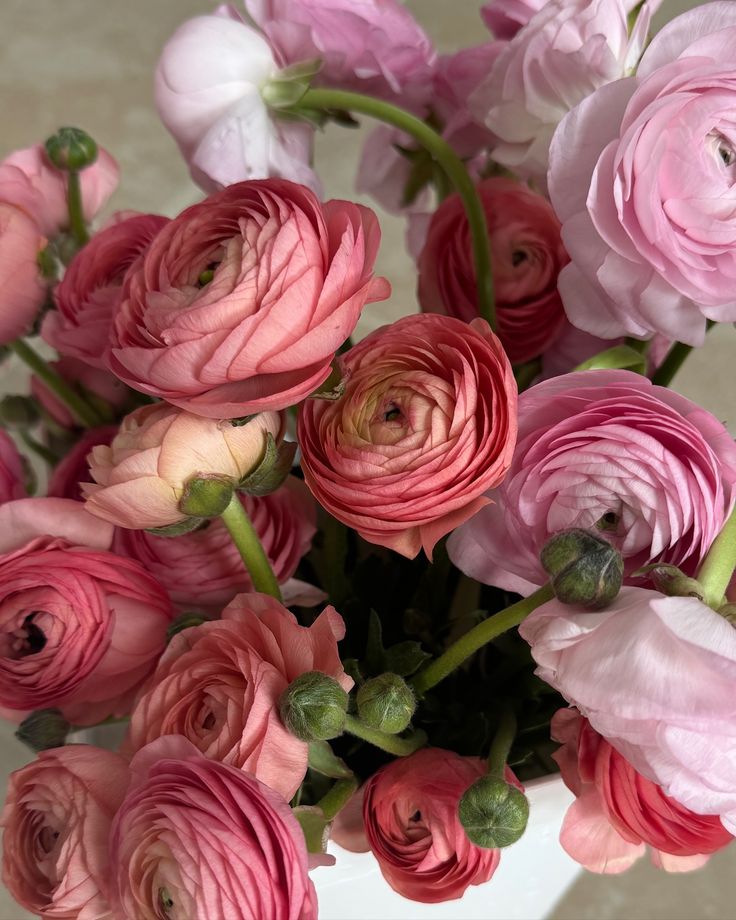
(1, 745, 130, 919)
(552, 709, 733, 874)
(0, 497, 173, 726)
(481, 0, 547, 39)
(298, 313, 517, 559)
(113, 477, 317, 609)
(47, 426, 117, 501)
(31, 356, 131, 430)
(449, 370, 736, 594)
(124, 592, 351, 801)
(520, 587, 736, 834)
(0, 430, 26, 505)
(0, 202, 47, 344)
(0, 143, 119, 238)
(42, 212, 168, 368)
(418, 177, 569, 364)
(549, 3, 736, 345)
(109, 179, 389, 418)
(360, 748, 517, 903)
(110, 736, 317, 920)
(471, 0, 657, 186)
(82, 403, 283, 530)
(155, 8, 320, 194)
(245, 0, 436, 112)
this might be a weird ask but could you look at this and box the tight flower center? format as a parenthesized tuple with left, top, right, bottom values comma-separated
(5, 613, 47, 659)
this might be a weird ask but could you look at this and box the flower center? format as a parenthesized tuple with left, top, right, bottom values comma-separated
(38, 824, 59, 854)
(596, 510, 620, 533)
(158, 887, 175, 918)
(511, 248, 529, 267)
(7, 613, 47, 659)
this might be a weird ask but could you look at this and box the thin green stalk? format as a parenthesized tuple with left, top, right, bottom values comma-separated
(411, 584, 555, 696)
(20, 431, 58, 466)
(8, 339, 102, 428)
(343, 713, 426, 757)
(317, 777, 359, 821)
(220, 494, 282, 600)
(296, 87, 496, 329)
(651, 321, 715, 387)
(66, 170, 89, 246)
(487, 707, 516, 779)
(696, 508, 736, 607)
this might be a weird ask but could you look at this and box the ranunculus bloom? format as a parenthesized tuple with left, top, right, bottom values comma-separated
(113, 477, 316, 609)
(471, 0, 657, 185)
(0, 202, 47, 344)
(83, 403, 283, 530)
(552, 709, 733, 874)
(549, 3, 736, 345)
(245, 0, 436, 112)
(47, 427, 117, 501)
(520, 587, 736, 834)
(155, 8, 320, 194)
(1, 744, 130, 919)
(0, 430, 26, 505)
(298, 313, 517, 559)
(0, 497, 173, 725)
(42, 212, 168, 368)
(124, 592, 351, 800)
(109, 179, 389, 418)
(0, 143, 119, 238)
(361, 748, 514, 902)
(481, 0, 547, 39)
(418, 178, 569, 363)
(110, 736, 317, 920)
(31, 357, 131, 429)
(449, 370, 736, 594)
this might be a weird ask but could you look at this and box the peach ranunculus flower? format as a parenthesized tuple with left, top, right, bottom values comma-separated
(0, 202, 47, 344)
(82, 403, 283, 530)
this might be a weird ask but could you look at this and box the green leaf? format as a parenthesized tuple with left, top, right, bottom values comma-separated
(308, 741, 354, 779)
(365, 611, 386, 675)
(574, 345, 647, 375)
(293, 806, 330, 854)
(384, 641, 432, 677)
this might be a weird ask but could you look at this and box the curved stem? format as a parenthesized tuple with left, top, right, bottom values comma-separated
(297, 87, 496, 329)
(317, 777, 359, 821)
(343, 713, 426, 757)
(696, 508, 736, 607)
(651, 321, 715, 388)
(411, 584, 555, 696)
(20, 431, 58, 466)
(8, 339, 102, 428)
(66, 170, 89, 247)
(487, 706, 516, 779)
(220, 495, 282, 600)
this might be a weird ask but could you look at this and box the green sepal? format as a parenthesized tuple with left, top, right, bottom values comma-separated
(238, 435, 297, 497)
(307, 740, 354, 779)
(574, 344, 647, 375)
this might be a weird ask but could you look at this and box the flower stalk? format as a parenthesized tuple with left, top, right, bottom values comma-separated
(220, 494, 282, 600)
(342, 713, 426, 757)
(696, 507, 736, 608)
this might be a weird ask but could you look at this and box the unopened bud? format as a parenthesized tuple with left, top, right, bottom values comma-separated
(541, 528, 623, 609)
(0, 395, 40, 430)
(279, 671, 349, 742)
(178, 476, 234, 518)
(356, 673, 416, 734)
(15, 709, 71, 752)
(44, 127, 98, 171)
(643, 564, 704, 600)
(458, 776, 529, 849)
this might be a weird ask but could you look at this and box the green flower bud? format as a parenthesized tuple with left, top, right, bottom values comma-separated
(44, 127, 98, 171)
(541, 528, 623, 609)
(458, 775, 529, 849)
(279, 671, 349, 742)
(178, 476, 234, 518)
(15, 708, 71, 752)
(356, 673, 416, 734)
(0, 395, 40, 430)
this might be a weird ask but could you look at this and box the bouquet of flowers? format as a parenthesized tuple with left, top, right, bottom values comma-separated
(1, 0, 736, 916)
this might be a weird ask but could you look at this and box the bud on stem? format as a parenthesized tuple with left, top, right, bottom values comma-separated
(15, 709, 71, 752)
(458, 775, 529, 849)
(541, 528, 623, 609)
(356, 673, 416, 734)
(280, 671, 349, 742)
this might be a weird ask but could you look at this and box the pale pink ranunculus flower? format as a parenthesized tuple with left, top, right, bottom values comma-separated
(0, 202, 47, 344)
(42, 212, 168, 369)
(552, 709, 733, 874)
(124, 593, 352, 801)
(1, 745, 130, 920)
(520, 587, 736, 835)
(109, 179, 389, 419)
(549, 2, 736, 345)
(83, 403, 283, 530)
(31, 356, 131, 430)
(481, 0, 547, 39)
(245, 0, 436, 112)
(155, 9, 320, 194)
(471, 0, 657, 186)
(298, 313, 517, 560)
(448, 370, 736, 594)
(0, 143, 119, 238)
(0, 431, 26, 506)
(111, 736, 317, 920)
(113, 477, 317, 609)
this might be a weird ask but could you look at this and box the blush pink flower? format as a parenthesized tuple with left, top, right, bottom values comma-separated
(0, 202, 47, 344)
(1, 745, 130, 920)
(0, 430, 26, 505)
(109, 179, 389, 418)
(298, 313, 517, 559)
(552, 709, 733, 874)
(418, 178, 569, 364)
(83, 403, 283, 530)
(481, 0, 547, 39)
(520, 587, 736, 834)
(42, 212, 168, 368)
(549, 3, 736, 345)
(113, 477, 316, 609)
(47, 427, 117, 501)
(124, 593, 351, 801)
(31, 357, 131, 430)
(110, 736, 317, 920)
(448, 370, 736, 594)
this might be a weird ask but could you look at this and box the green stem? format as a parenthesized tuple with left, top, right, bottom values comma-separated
(514, 359, 541, 393)
(487, 706, 516, 779)
(651, 321, 715, 388)
(20, 431, 58, 466)
(8, 339, 102, 428)
(317, 777, 359, 822)
(296, 87, 496, 330)
(66, 170, 89, 246)
(343, 713, 426, 757)
(323, 513, 350, 606)
(220, 494, 282, 600)
(411, 584, 555, 696)
(696, 507, 736, 607)
(624, 337, 649, 355)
